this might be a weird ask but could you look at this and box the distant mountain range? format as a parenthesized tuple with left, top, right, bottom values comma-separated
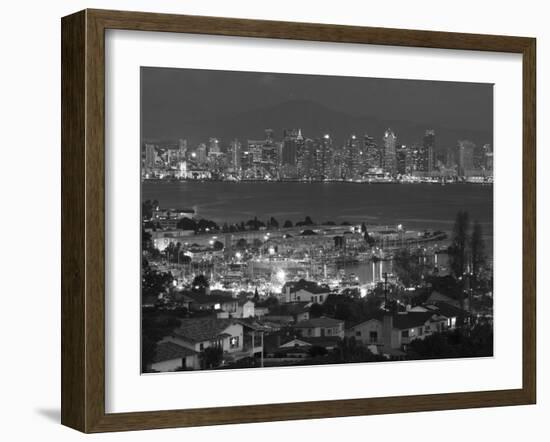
(142, 99, 492, 151)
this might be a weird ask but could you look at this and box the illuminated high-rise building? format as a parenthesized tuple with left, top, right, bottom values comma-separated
(364, 134, 380, 171)
(178, 138, 188, 160)
(396, 144, 411, 175)
(312, 134, 332, 178)
(282, 128, 300, 166)
(343, 135, 362, 179)
(383, 128, 397, 175)
(422, 129, 436, 173)
(196, 143, 208, 164)
(297, 138, 314, 178)
(457, 140, 475, 176)
(209, 137, 220, 154)
(145, 143, 156, 169)
(228, 139, 241, 170)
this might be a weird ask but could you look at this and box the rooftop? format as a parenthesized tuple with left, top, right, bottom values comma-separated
(185, 293, 236, 305)
(152, 341, 197, 363)
(294, 317, 343, 328)
(393, 312, 434, 330)
(173, 318, 238, 343)
(284, 279, 330, 294)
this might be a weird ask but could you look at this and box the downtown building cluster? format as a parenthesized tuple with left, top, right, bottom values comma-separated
(143, 128, 493, 182)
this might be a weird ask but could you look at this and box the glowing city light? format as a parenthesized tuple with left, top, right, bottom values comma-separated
(276, 269, 286, 282)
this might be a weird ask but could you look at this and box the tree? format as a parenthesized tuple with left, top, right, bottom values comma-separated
(269, 216, 279, 229)
(363, 223, 375, 246)
(407, 324, 493, 359)
(164, 241, 182, 264)
(191, 274, 209, 294)
(200, 346, 224, 369)
(141, 335, 157, 372)
(470, 220, 485, 283)
(328, 337, 380, 363)
(448, 210, 470, 279)
(296, 216, 314, 227)
(235, 238, 248, 250)
(309, 303, 324, 318)
(142, 199, 159, 220)
(283, 220, 293, 228)
(212, 240, 224, 251)
(246, 216, 264, 231)
(142, 228, 153, 251)
(393, 248, 426, 287)
(177, 217, 196, 231)
(196, 218, 219, 233)
(308, 345, 328, 357)
(142, 262, 173, 305)
(141, 311, 181, 371)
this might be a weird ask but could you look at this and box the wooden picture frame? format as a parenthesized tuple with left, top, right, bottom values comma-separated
(61, 9, 536, 433)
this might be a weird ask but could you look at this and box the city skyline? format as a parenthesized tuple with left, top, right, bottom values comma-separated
(142, 124, 493, 183)
(141, 67, 493, 150)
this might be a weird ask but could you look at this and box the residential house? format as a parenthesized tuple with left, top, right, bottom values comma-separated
(163, 317, 266, 366)
(278, 302, 310, 322)
(183, 293, 238, 315)
(149, 341, 200, 372)
(282, 279, 331, 304)
(410, 301, 465, 329)
(254, 305, 269, 317)
(164, 318, 244, 356)
(264, 335, 341, 360)
(235, 299, 255, 318)
(293, 317, 345, 338)
(280, 336, 341, 351)
(346, 310, 453, 353)
(426, 290, 466, 310)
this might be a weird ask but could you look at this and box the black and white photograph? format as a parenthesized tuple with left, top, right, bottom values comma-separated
(140, 67, 494, 373)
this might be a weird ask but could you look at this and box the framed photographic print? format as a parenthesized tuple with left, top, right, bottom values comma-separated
(61, 9, 536, 433)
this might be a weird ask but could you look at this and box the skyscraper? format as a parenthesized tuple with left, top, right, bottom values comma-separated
(228, 139, 241, 170)
(209, 137, 220, 154)
(396, 144, 411, 175)
(423, 129, 436, 173)
(282, 128, 300, 166)
(312, 134, 332, 178)
(383, 129, 397, 175)
(343, 135, 361, 179)
(178, 138, 187, 160)
(364, 134, 380, 171)
(196, 143, 208, 164)
(457, 140, 475, 176)
(297, 138, 314, 178)
(145, 143, 156, 169)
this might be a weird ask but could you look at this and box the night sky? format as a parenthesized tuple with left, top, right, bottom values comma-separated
(141, 67, 493, 148)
